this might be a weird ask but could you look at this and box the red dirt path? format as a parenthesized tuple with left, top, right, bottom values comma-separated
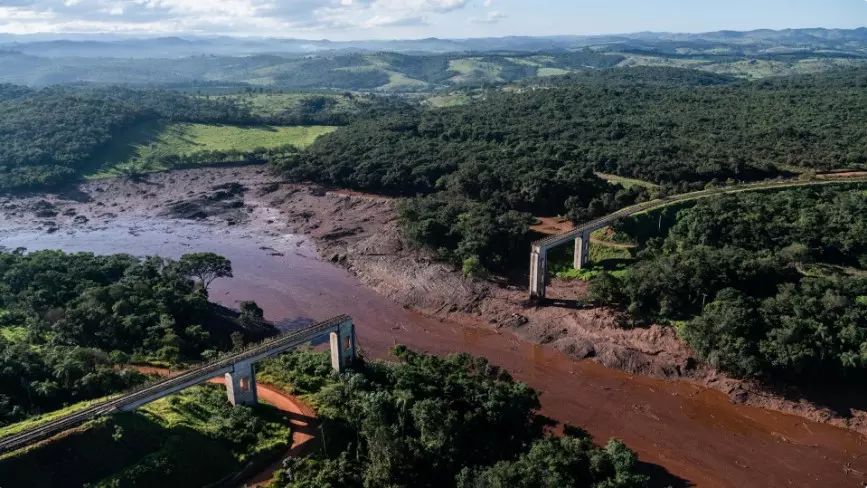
(131, 367, 317, 487)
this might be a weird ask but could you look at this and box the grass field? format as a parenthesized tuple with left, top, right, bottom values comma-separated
(88, 121, 336, 177)
(507, 57, 544, 67)
(216, 92, 346, 116)
(615, 54, 709, 69)
(592, 226, 638, 246)
(549, 241, 633, 281)
(596, 172, 659, 189)
(425, 92, 472, 108)
(617, 54, 867, 79)
(449, 58, 504, 82)
(703, 57, 867, 79)
(702, 59, 791, 79)
(137, 386, 290, 462)
(0, 395, 120, 443)
(589, 241, 633, 263)
(537, 67, 571, 77)
(382, 71, 428, 90)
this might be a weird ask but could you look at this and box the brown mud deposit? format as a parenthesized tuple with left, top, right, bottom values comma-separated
(2, 166, 866, 487)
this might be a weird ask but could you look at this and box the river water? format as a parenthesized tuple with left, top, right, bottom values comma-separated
(2, 218, 865, 488)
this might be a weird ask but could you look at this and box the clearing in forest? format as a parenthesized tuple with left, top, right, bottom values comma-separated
(88, 121, 336, 177)
(595, 172, 659, 189)
(448, 58, 504, 82)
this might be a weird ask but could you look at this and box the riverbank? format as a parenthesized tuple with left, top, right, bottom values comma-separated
(1, 165, 865, 487)
(244, 170, 867, 438)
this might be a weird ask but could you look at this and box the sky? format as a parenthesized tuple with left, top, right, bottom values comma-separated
(0, 0, 864, 40)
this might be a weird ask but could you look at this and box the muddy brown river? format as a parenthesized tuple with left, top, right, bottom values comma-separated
(2, 218, 865, 488)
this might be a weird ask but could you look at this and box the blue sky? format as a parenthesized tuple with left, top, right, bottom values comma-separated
(0, 0, 864, 39)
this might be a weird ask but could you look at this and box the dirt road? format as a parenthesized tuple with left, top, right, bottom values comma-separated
(132, 366, 317, 487)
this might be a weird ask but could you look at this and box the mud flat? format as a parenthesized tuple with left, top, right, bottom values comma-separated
(1, 166, 865, 488)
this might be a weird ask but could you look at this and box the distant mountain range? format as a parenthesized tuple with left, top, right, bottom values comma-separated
(1, 28, 866, 59)
(1, 27, 866, 90)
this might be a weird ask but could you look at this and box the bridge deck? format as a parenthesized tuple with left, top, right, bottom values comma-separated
(529, 176, 867, 298)
(0, 314, 351, 456)
(532, 176, 867, 251)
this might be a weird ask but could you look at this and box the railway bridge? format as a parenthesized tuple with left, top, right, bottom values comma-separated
(529, 176, 867, 299)
(0, 315, 355, 455)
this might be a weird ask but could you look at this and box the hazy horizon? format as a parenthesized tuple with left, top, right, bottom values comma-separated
(0, 0, 864, 41)
(0, 25, 865, 44)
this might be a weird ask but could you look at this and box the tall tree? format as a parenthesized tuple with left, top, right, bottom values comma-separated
(176, 253, 233, 293)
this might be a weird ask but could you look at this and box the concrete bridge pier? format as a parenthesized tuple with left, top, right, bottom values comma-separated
(226, 359, 258, 406)
(330, 319, 356, 373)
(222, 317, 355, 406)
(574, 232, 591, 270)
(529, 247, 547, 300)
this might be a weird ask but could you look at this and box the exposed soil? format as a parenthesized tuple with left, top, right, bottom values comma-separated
(3, 167, 866, 435)
(3, 166, 867, 487)
(531, 216, 574, 235)
(817, 171, 867, 179)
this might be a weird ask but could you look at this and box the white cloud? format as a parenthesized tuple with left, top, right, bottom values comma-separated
(0, 0, 479, 35)
(471, 9, 505, 24)
(361, 14, 427, 27)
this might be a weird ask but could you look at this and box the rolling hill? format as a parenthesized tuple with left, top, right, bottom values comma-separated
(3, 28, 867, 58)
(0, 50, 625, 90)
(3, 28, 867, 90)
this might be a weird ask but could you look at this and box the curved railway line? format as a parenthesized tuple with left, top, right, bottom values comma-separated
(529, 174, 867, 298)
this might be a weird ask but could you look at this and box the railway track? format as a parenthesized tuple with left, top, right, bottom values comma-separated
(0, 314, 350, 456)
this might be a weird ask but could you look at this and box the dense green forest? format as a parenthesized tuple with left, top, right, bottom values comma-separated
(590, 186, 867, 381)
(258, 347, 650, 488)
(0, 250, 271, 426)
(294, 66, 867, 188)
(0, 86, 256, 191)
(274, 66, 867, 270)
(0, 85, 382, 191)
(0, 347, 653, 487)
(6, 66, 867, 273)
(530, 66, 739, 87)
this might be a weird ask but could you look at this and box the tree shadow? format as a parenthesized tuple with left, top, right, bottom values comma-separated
(534, 298, 590, 310)
(272, 316, 335, 347)
(560, 424, 693, 487)
(279, 410, 319, 436)
(758, 378, 867, 421)
(272, 316, 316, 333)
(636, 459, 694, 488)
(53, 187, 93, 203)
(80, 119, 170, 175)
(594, 257, 633, 271)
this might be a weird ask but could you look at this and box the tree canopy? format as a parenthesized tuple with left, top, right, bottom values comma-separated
(590, 186, 867, 381)
(262, 347, 650, 488)
(0, 249, 271, 426)
(0, 86, 261, 192)
(177, 252, 233, 293)
(273, 67, 867, 270)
